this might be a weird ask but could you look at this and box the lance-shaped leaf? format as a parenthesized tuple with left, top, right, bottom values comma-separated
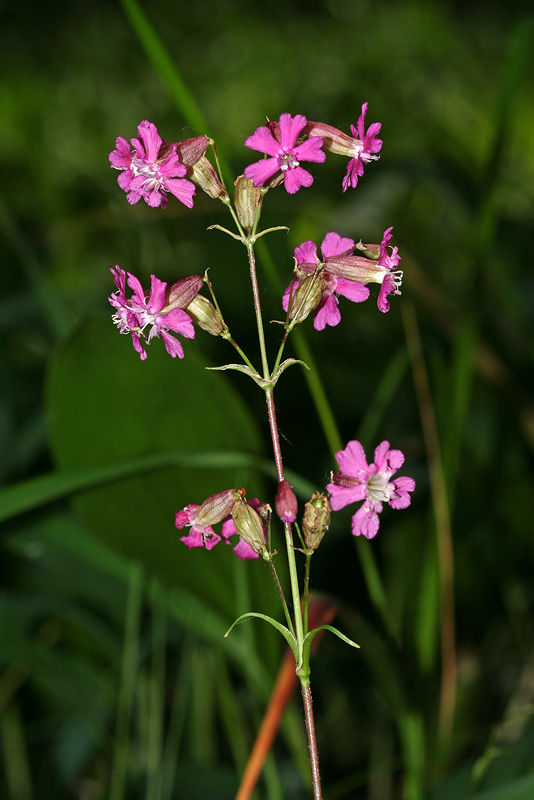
(225, 612, 297, 660)
(300, 624, 359, 670)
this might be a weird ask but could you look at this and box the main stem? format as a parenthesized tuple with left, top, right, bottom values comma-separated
(247, 240, 323, 800)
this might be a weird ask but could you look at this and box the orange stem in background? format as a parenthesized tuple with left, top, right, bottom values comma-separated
(235, 596, 337, 800)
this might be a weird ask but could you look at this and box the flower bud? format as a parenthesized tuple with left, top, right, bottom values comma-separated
(288, 274, 327, 323)
(275, 480, 298, 523)
(196, 489, 239, 528)
(231, 497, 269, 559)
(186, 295, 224, 336)
(188, 155, 228, 201)
(355, 240, 381, 260)
(167, 274, 203, 308)
(234, 175, 262, 229)
(302, 492, 331, 551)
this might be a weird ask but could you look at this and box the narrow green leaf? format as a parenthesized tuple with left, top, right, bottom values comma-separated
(224, 612, 297, 658)
(119, 0, 209, 136)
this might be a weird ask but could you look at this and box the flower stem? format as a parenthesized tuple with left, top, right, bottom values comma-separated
(301, 680, 323, 800)
(247, 239, 323, 799)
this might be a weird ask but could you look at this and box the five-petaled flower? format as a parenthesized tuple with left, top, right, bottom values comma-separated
(109, 266, 197, 360)
(327, 440, 415, 539)
(342, 103, 383, 192)
(304, 103, 382, 192)
(109, 120, 196, 209)
(283, 232, 370, 330)
(244, 113, 326, 194)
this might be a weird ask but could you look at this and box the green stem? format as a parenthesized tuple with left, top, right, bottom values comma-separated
(303, 554, 312, 635)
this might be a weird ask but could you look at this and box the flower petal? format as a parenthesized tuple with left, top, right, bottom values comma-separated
(336, 440, 369, 476)
(283, 166, 313, 194)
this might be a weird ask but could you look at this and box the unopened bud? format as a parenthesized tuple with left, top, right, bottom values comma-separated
(302, 492, 331, 551)
(275, 480, 298, 523)
(167, 274, 203, 308)
(288, 274, 327, 323)
(231, 497, 269, 559)
(186, 295, 224, 335)
(355, 241, 381, 260)
(188, 155, 228, 201)
(196, 489, 239, 528)
(234, 175, 262, 229)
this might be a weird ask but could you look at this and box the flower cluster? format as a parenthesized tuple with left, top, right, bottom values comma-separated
(175, 489, 271, 561)
(327, 440, 415, 539)
(109, 267, 201, 360)
(284, 227, 403, 328)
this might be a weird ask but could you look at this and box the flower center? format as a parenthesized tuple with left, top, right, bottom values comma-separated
(279, 150, 299, 171)
(366, 472, 392, 504)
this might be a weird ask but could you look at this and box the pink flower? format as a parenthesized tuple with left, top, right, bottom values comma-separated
(283, 232, 370, 330)
(244, 113, 325, 194)
(109, 266, 195, 360)
(375, 226, 402, 313)
(327, 440, 415, 539)
(342, 103, 383, 192)
(175, 505, 223, 551)
(304, 104, 382, 192)
(109, 120, 195, 209)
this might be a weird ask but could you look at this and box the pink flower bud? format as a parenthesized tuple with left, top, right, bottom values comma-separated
(275, 480, 298, 523)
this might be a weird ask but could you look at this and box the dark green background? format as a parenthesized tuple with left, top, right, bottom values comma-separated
(1, 1, 533, 798)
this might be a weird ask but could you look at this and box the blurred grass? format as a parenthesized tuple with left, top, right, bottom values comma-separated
(1, 0, 534, 798)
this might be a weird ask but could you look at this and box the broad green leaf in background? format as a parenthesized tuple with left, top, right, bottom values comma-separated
(45, 314, 277, 625)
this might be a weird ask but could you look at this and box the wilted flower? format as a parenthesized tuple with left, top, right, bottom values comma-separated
(176, 490, 268, 561)
(244, 113, 325, 194)
(327, 440, 415, 539)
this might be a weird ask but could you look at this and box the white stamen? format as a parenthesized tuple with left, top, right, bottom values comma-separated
(366, 473, 393, 505)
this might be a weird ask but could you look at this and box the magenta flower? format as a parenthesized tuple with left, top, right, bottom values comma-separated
(375, 227, 402, 312)
(109, 267, 195, 360)
(342, 103, 383, 192)
(304, 104, 382, 192)
(327, 440, 415, 539)
(109, 120, 195, 209)
(283, 232, 370, 330)
(244, 113, 326, 194)
(175, 504, 221, 550)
